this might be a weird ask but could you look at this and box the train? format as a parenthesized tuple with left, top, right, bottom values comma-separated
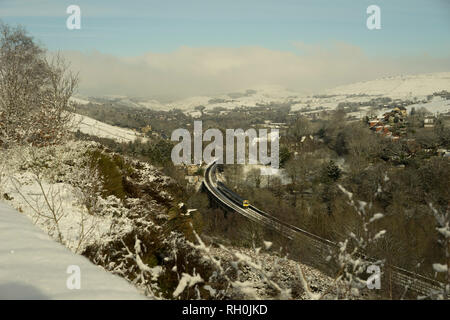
(216, 181, 250, 208)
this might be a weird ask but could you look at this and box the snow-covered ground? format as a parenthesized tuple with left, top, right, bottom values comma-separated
(0, 142, 171, 298)
(326, 72, 450, 100)
(164, 85, 302, 111)
(344, 96, 450, 120)
(240, 164, 292, 185)
(0, 142, 134, 254)
(69, 96, 94, 105)
(209, 245, 336, 300)
(138, 99, 168, 110)
(0, 201, 145, 299)
(72, 113, 148, 143)
(406, 96, 450, 115)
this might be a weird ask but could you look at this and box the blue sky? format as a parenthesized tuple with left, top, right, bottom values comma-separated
(1, 0, 449, 98)
(1, 0, 449, 57)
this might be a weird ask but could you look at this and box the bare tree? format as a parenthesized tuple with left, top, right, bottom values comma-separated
(0, 22, 78, 147)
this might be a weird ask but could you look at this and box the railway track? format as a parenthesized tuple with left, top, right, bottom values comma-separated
(203, 161, 448, 298)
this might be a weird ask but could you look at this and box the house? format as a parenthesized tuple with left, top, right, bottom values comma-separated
(369, 120, 383, 128)
(395, 106, 408, 117)
(424, 117, 435, 128)
(383, 106, 407, 123)
(382, 127, 392, 136)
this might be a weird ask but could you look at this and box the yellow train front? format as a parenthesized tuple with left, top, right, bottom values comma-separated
(217, 181, 250, 209)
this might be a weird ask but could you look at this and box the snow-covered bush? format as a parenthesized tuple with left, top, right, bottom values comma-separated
(70, 158, 104, 215)
(0, 142, 125, 250)
(296, 184, 386, 300)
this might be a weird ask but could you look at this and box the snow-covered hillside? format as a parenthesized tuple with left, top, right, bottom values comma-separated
(406, 96, 450, 115)
(326, 72, 450, 99)
(73, 72, 450, 117)
(74, 85, 302, 113)
(164, 85, 301, 111)
(0, 202, 145, 299)
(72, 113, 147, 143)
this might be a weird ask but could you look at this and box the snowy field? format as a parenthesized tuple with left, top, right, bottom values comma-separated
(0, 202, 145, 299)
(343, 96, 450, 120)
(406, 96, 450, 115)
(72, 113, 148, 143)
(326, 72, 450, 100)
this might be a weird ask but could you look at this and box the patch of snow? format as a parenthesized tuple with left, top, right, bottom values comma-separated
(173, 273, 203, 298)
(0, 202, 145, 300)
(71, 113, 148, 143)
(432, 263, 448, 273)
(70, 97, 93, 105)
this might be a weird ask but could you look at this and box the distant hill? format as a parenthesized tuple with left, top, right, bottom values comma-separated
(325, 72, 450, 99)
(71, 72, 450, 113)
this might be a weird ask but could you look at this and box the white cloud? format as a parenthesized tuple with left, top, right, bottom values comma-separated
(61, 43, 450, 99)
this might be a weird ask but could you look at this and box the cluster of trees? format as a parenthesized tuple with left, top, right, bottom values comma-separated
(75, 130, 175, 169)
(337, 97, 393, 110)
(0, 23, 78, 147)
(195, 111, 449, 282)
